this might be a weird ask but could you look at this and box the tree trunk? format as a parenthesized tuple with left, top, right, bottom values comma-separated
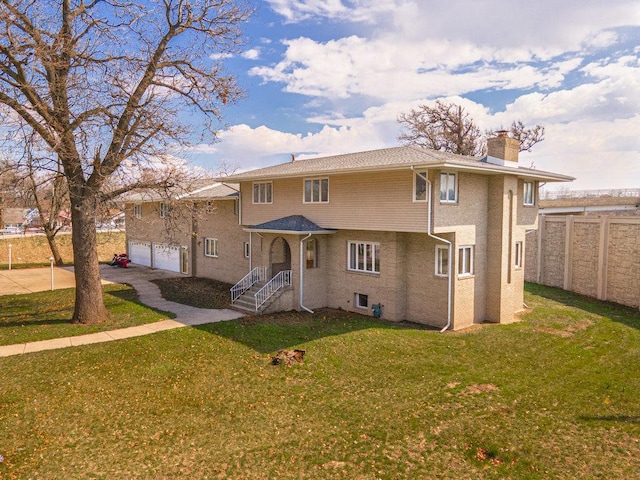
(43, 227, 65, 266)
(70, 193, 109, 324)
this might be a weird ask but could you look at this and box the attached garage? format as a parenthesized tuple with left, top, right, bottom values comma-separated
(128, 241, 151, 267)
(152, 243, 185, 273)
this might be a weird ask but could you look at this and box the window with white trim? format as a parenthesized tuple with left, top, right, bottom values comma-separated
(304, 178, 329, 203)
(515, 241, 523, 268)
(133, 204, 142, 219)
(458, 245, 474, 277)
(435, 245, 449, 277)
(159, 202, 169, 218)
(253, 182, 272, 204)
(414, 170, 427, 202)
(204, 238, 218, 257)
(440, 172, 457, 203)
(523, 181, 535, 206)
(243, 242, 250, 258)
(348, 241, 380, 274)
(355, 293, 369, 309)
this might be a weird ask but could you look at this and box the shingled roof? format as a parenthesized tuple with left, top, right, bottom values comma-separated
(245, 215, 336, 234)
(220, 145, 574, 183)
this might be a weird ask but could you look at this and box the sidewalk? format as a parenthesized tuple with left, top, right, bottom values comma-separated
(0, 264, 244, 357)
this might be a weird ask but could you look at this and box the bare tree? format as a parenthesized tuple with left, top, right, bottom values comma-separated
(0, 0, 251, 323)
(489, 120, 545, 152)
(398, 101, 546, 157)
(398, 100, 484, 156)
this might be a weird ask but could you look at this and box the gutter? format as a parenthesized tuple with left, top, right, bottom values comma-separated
(299, 233, 314, 313)
(414, 168, 453, 332)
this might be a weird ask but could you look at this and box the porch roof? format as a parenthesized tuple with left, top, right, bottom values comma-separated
(244, 215, 336, 235)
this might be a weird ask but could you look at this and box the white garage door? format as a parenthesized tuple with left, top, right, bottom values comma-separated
(128, 241, 151, 267)
(153, 243, 181, 273)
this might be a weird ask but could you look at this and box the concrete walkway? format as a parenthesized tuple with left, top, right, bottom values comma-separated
(0, 264, 244, 357)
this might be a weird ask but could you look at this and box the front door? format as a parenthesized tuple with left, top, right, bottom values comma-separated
(270, 237, 291, 277)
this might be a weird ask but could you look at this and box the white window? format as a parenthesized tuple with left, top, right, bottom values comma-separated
(435, 245, 449, 277)
(523, 181, 535, 206)
(515, 241, 523, 268)
(243, 242, 250, 258)
(306, 238, 318, 268)
(159, 202, 169, 218)
(355, 293, 369, 310)
(304, 178, 329, 203)
(458, 245, 474, 277)
(348, 241, 380, 274)
(253, 182, 272, 204)
(133, 204, 142, 219)
(440, 172, 457, 203)
(204, 238, 218, 257)
(205, 201, 214, 214)
(414, 171, 427, 202)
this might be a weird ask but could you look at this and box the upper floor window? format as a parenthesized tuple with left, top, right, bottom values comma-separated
(523, 181, 535, 206)
(348, 241, 380, 274)
(435, 245, 449, 277)
(458, 245, 474, 277)
(414, 171, 427, 202)
(204, 238, 218, 257)
(440, 172, 457, 203)
(253, 182, 272, 204)
(304, 178, 329, 203)
(159, 202, 169, 218)
(133, 204, 142, 219)
(243, 242, 250, 258)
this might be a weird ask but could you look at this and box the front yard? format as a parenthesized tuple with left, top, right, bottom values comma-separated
(0, 283, 638, 478)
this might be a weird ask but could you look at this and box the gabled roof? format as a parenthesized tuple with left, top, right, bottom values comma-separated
(220, 145, 574, 183)
(245, 215, 336, 235)
(122, 181, 239, 203)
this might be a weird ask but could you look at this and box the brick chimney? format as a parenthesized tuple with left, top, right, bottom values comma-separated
(486, 130, 519, 166)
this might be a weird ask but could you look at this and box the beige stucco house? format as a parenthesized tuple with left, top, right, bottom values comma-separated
(124, 135, 573, 330)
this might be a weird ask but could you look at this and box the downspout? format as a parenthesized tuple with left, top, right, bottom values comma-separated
(414, 168, 453, 332)
(299, 233, 314, 313)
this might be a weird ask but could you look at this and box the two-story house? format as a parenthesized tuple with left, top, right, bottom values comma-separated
(219, 135, 573, 330)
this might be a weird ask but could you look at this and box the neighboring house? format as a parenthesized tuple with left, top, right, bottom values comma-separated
(124, 182, 247, 284)
(1, 208, 29, 232)
(538, 188, 640, 216)
(219, 135, 573, 330)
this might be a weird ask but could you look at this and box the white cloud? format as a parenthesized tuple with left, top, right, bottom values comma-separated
(250, 35, 587, 101)
(209, 52, 233, 60)
(241, 48, 261, 60)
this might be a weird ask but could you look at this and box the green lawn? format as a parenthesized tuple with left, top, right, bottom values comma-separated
(0, 284, 174, 345)
(0, 283, 639, 478)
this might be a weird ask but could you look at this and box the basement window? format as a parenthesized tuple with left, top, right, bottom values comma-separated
(355, 293, 369, 310)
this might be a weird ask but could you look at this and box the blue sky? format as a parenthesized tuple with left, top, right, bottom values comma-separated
(185, 0, 640, 192)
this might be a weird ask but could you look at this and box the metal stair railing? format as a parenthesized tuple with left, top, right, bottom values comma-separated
(255, 270, 292, 311)
(231, 266, 267, 303)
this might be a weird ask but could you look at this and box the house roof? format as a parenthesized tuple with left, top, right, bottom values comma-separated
(244, 215, 337, 235)
(220, 145, 574, 183)
(2, 208, 28, 224)
(122, 181, 239, 203)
